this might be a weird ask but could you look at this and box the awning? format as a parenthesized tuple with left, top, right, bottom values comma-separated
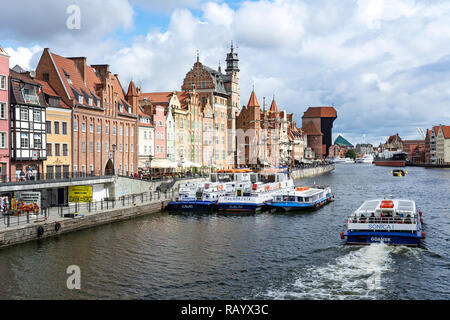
(180, 160, 202, 168)
(150, 158, 178, 169)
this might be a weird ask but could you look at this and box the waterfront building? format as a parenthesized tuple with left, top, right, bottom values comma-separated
(430, 126, 439, 164)
(302, 107, 337, 159)
(403, 139, 425, 164)
(436, 125, 450, 165)
(36, 49, 138, 177)
(136, 99, 155, 171)
(0, 46, 9, 182)
(355, 143, 373, 155)
(153, 105, 168, 172)
(328, 134, 353, 158)
(424, 129, 431, 164)
(382, 133, 403, 152)
(201, 96, 214, 169)
(9, 69, 47, 181)
(181, 45, 239, 169)
(184, 87, 203, 168)
(287, 115, 307, 165)
(36, 79, 72, 179)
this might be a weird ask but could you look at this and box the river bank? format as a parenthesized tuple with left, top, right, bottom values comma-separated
(0, 165, 334, 250)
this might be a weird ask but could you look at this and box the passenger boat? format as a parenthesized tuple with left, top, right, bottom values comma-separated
(373, 152, 407, 167)
(340, 199, 425, 246)
(332, 156, 346, 163)
(217, 168, 294, 213)
(167, 169, 252, 211)
(355, 154, 374, 163)
(265, 185, 334, 212)
(390, 169, 407, 177)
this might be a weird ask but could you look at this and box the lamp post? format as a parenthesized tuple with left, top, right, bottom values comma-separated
(112, 144, 116, 175)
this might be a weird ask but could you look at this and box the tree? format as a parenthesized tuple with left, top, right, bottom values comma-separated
(345, 149, 357, 159)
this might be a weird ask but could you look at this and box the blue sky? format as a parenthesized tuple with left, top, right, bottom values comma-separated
(1, 0, 450, 146)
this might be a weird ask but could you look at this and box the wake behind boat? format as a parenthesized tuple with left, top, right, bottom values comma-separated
(340, 199, 425, 246)
(266, 185, 334, 212)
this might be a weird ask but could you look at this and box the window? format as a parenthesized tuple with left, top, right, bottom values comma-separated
(126, 127, 129, 136)
(46, 143, 52, 156)
(33, 110, 41, 122)
(119, 143, 123, 152)
(131, 128, 134, 136)
(81, 142, 86, 152)
(33, 134, 42, 149)
(113, 126, 116, 135)
(158, 121, 162, 126)
(63, 122, 68, 135)
(105, 142, 109, 152)
(89, 123, 93, 133)
(78, 96, 83, 104)
(131, 144, 133, 153)
(97, 142, 100, 153)
(82, 122, 86, 132)
(46, 121, 52, 134)
(20, 133, 29, 148)
(105, 125, 109, 134)
(125, 144, 128, 152)
(120, 127, 123, 136)
(73, 165, 78, 173)
(55, 143, 60, 156)
(74, 120, 78, 131)
(21, 109, 29, 121)
(0, 103, 6, 119)
(63, 144, 68, 156)
(144, 145, 147, 153)
(89, 142, 93, 152)
(221, 124, 224, 131)
(0, 75, 6, 90)
(97, 125, 101, 134)
(144, 131, 147, 139)
(0, 132, 7, 148)
(89, 98, 93, 106)
(54, 121, 60, 134)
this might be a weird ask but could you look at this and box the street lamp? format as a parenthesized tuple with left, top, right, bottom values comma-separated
(112, 144, 116, 175)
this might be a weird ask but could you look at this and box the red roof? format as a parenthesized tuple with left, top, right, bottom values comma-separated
(269, 99, 279, 113)
(441, 125, 450, 139)
(303, 106, 337, 118)
(140, 92, 172, 104)
(34, 79, 71, 109)
(247, 91, 260, 107)
(126, 80, 138, 97)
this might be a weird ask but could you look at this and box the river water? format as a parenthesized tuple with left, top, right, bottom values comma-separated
(0, 164, 449, 300)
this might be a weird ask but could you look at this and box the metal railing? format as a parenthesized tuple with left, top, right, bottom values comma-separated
(347, 216, 418, 224)
(1, 189, 177, 228)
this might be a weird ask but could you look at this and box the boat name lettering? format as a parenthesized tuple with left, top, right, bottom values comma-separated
(182, 205, 194, 209)
(370, 237, 391, 243)
(368, 224, 392, 230)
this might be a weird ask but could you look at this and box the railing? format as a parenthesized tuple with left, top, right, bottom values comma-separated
(347, 216, 418, 224)
(1, 189, 177, 228)
(0, 170, 115, 184)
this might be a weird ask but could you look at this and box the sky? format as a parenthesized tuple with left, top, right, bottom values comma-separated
(1, 0, 450, 146)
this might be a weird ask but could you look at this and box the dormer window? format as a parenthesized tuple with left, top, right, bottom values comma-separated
(97, 100, 100, 107)
(89, 98, 93, 106)
(78, 96, 83, 104)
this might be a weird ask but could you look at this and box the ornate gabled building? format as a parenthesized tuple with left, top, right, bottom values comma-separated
(181, 44, 239, 169)
(36, 49, 138, 177)
(0, 46, 10, 182)
(9, 69, 47, 181)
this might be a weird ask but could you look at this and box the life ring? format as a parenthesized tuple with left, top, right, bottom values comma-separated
(340, 231, 344, 240)
(37, 225, 44, 237)
(265, 185, 270, 191)
(318, 201, 322, 206)
(217, 184, 223, 191)
(55, 222, 61, 232)
(314, 202, 318, 208)
(420, 218, 423, 224)
(421, 231, 426, 239)
(419, 210, 422, 217)
(279, 183, 281, 189)
(332, 194, 335, 199)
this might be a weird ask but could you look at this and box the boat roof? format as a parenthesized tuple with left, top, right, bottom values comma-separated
(216, 169, 253, 173)
(355, 199, 416, 216)
(284, 187, 326, 197)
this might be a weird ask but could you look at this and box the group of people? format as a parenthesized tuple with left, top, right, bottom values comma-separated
(355, 212, 413, 224)
(18, 166, 35, 181)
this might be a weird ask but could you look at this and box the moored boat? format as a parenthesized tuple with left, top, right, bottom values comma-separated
(266, 185, 334, 212)
(340, 199, 425, 246)
(373, 152, 407, 167)
(355, 154, 374, 163)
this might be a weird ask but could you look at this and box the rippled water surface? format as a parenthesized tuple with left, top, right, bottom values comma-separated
(0, 165, 449, 299)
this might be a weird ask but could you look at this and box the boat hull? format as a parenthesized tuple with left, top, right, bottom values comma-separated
(373, 160, 406, 167)
(267, 197, 333, 212)
(343, 231, 423, 246)
(217, 202, 264, 213)
(166, 201, 216, 212)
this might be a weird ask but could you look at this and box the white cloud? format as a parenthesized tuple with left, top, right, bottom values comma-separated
(4, 46, 43, 70)
(202, 2, 234, 28)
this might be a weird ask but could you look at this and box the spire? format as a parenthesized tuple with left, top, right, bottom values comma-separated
(247, 90, 260, 107)
(126, 80, 138, 97)
(269, 97, 279, 113)
(196, 50, 199, 63)
(231, 40, 234, 53)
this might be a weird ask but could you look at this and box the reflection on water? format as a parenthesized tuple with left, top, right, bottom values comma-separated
(0, 165, 449, 299)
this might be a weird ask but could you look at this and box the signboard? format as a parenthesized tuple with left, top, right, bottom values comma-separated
(14, 191, 41, 209)
(32, 150, 38, 160)
(108, 152, 113, 159)
(68, 186, 93, 203)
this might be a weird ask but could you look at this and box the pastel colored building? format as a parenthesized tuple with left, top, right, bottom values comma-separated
(0, 46, 9, 182)
(436, 125, 450, 165)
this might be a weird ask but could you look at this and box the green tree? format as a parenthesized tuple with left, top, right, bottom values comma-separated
(345, 149, 357, 159)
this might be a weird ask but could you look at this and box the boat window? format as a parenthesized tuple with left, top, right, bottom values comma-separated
(297, 197, 303, 202)
(288, 196, 296, 202)
(250, 174, 258, 183)
(210, 174, 217, 183)
(218, 173, 233, 182)
(304, 197, 310, 202)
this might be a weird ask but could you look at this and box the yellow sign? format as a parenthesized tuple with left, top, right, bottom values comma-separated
(68, 186, 93, 203)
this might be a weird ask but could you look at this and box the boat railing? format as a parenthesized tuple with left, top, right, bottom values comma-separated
(347, 216, 417, 224)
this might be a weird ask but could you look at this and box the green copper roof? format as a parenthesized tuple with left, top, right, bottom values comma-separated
(334, 135, 353, 147)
